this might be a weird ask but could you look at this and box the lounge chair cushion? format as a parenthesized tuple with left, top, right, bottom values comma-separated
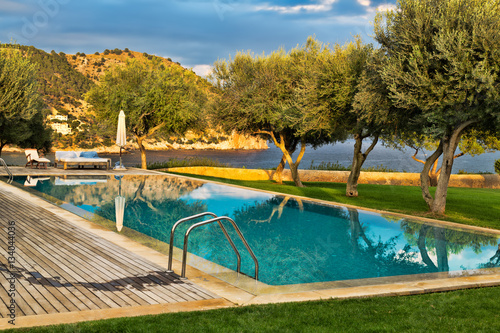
(56, 151, 78, 159)
(80, 151, 99, 158)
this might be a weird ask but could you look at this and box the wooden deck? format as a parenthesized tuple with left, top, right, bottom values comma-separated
(0, 185, 219, 319)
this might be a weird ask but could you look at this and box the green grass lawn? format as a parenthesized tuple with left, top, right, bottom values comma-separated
(8, 174, 500, 332)
(8, 287, 500, 332)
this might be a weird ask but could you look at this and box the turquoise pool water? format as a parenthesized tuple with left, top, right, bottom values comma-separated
(10, 175, 500, 286)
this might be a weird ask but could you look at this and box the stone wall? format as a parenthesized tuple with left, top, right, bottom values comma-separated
(165, 167, 500, 189)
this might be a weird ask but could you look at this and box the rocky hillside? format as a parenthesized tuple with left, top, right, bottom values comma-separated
(1, 44, 267, 151)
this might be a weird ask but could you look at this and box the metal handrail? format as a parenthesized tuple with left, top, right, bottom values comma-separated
(181, 216, 259, 280)
(167, 212, 243, 276)
(0, 158, 13, 184)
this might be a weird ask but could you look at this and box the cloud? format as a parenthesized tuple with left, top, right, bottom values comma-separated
(0, 0, 398, 68)
(0, 0, 32, 13)
(192, 64, 213, 77)
(186, 183, 273, 201)
(255, 0, 338, 14)
(356, 0, 397, 12)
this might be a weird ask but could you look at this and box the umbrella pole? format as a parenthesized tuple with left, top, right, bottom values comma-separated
(119, 146, 123, 168)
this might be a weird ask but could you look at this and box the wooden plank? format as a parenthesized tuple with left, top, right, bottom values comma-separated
(50, 224, 214, 302)
(14, 221, 129, 309)
(3, 200, 174, 307)
(0, 217, 100, 312)
(34, 216, 205, 304)
(20, 218, 159, 307)
(0, 197, 154, 305)
(0, 186, 217, 318)
(0, 213, 114, 311)
(0, 244, 63, 315)
(0, 234, 89, 313)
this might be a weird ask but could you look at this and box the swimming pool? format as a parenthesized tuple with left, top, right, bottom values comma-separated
(9, 174, 500, 293)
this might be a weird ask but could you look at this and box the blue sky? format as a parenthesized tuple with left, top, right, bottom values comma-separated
(0, 0, 396, 76)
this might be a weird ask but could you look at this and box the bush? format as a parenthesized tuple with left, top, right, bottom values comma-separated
(495, 159, 500, 174)
(144, 158, 232, 170)
(309, 161, 397, 172)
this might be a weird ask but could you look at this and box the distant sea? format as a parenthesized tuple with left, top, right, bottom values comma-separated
(3, 140, 500, 174)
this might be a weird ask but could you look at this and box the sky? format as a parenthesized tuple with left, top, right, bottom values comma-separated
(0, 0, 397, 76)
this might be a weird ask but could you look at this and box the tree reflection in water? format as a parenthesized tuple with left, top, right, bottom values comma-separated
(401, 221, 498, 272)
(210, 197, 430, 285)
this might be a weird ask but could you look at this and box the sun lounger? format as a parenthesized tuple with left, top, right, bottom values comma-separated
(25, 149, 51, 169)
(55, 151, 111, 170)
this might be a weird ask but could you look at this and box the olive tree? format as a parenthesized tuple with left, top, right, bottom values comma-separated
(374, 0, 500, 213)
(0, 47, 48, 155)
(301, 38, 394, 197)
(86, 60, 207, 168)
(392, 131, 500, 185)
(211, 39, 327, 187)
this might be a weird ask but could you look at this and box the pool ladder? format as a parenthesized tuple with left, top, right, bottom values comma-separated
(0, 158, 13, 184)
(167, 212, 259, 280)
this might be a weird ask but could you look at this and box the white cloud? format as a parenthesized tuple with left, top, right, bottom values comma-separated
(255, 0, 338, 14)
(192, 64, 213, 77)
(357, 1, 397, 13)
(376, 4, 397, 12)
(357, 0, 371, 6)
(0, 0, 31, 13)
(186, 183, 273, 201)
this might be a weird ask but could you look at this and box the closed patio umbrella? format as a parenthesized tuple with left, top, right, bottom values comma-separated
(115, 175, 125, 232)
(115, 195, 126, 232)
(115, 110, 127, 170)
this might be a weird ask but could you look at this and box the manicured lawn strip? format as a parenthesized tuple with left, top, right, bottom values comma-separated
(9, 287, 500, 332)
(169, 172, 500, 230)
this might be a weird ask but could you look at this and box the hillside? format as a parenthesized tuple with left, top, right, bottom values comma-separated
(65, 48, 183, 84)
(1, 44, 267, 151)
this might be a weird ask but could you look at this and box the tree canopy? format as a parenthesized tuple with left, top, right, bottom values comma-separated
(0, 48, 51, 155)
(211, 37, 330, 186)
(85, 59, 208, 168)
(374, 0, 500, 213)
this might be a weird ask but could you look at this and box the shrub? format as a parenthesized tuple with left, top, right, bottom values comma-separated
(495, 159, 500, 174)
(144, 158, 232, 170)
(309, 161, 397, 173)
(309, 161, 349, 171)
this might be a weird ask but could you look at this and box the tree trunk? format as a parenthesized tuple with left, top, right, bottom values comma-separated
(275, 143, 298, 184)
(274, 154, 286, 184)
(416, 225, 438, 271)
(267, 132, 305, 187)
(346, 134, 379, 197)
(424, 120, 475, 214)
(348, 208, 361, 254)
(136, 135, 147, 169)
(288, 161, 303, 187)
(434, 227, 449, 272)
(420, 142, 443, 209)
